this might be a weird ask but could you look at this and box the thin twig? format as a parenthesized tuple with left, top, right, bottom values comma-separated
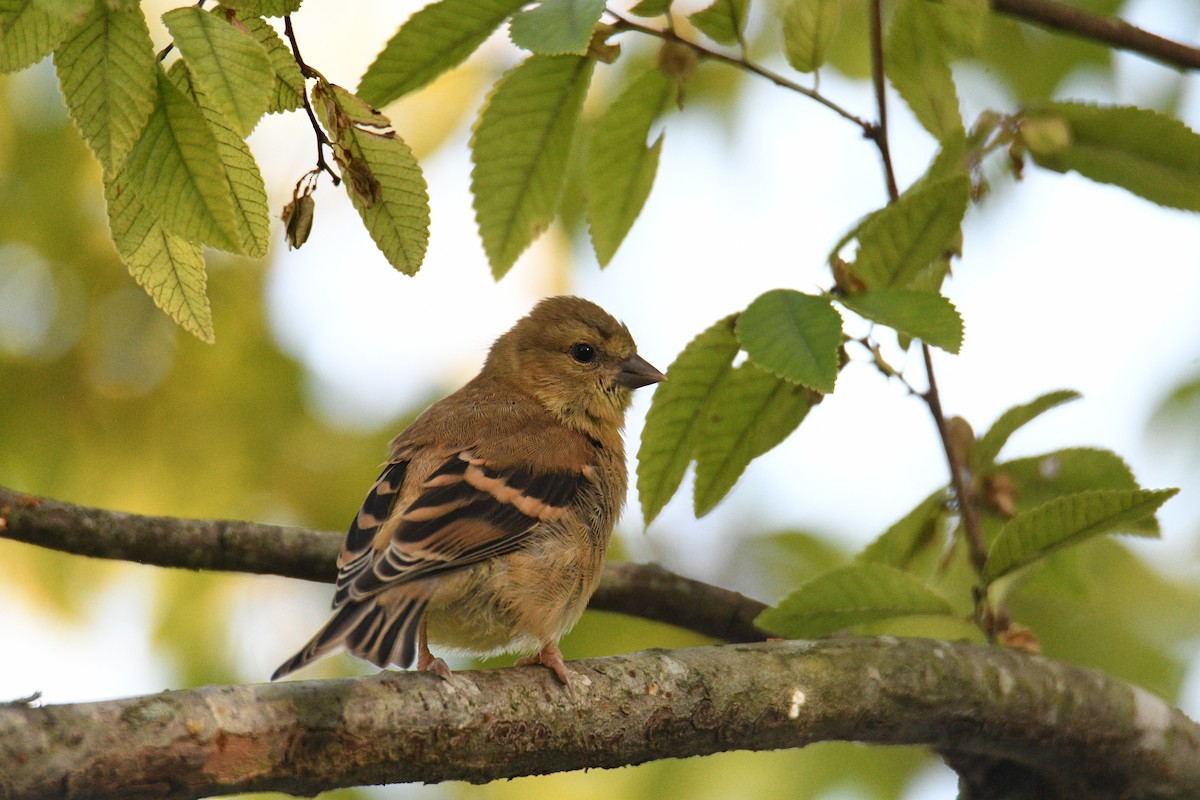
(866, 1, 899, 203)
(605, 8, 872, 133)
(282, 15, 340, 187)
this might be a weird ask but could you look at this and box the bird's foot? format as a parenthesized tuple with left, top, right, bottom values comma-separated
(516, 642, 572, 691)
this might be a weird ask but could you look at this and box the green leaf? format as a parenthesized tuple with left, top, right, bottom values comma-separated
(835, 288, 963, 354)
(122, 68, 242, 252)
(0, 0, 70, 72)
(688, 0, 747, 47)
(52, 2, 155, 172)
(357, 0, 525, 107)
(693, 361, 813, 516)
(1021, 103, 1200, 211)
(735, 289, 842, 393)
(232, 12, 304, 115)
(637, 315, 739, 525)
(976, 390, 1081, 469)
(781, 0, 839, 74)
(162, 6, 272, 136)
(629, 0, 671, 16)
(104, 172, 214, 343)
(170, 61, 271, 260)
(316, 83, 430, 275)
(470, 54, 593, 277)
(983, 489, 1178, 583)
(31, 0, 90, 24)
(509, 0, 605, 56)
(585, 68, 676, 266)
(836, 173, 969, 291)
(756, 562, 956, 639)
(858, 490, 948, 567)
(218, 0, 302, 16)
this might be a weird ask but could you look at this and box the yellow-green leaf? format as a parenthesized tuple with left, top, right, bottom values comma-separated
(858, 490, 948, 568)
(0, 0, 71, 72)
(162, 6, 272, 136)
(52, 2, 155, 172)
(781, 0, 839, 74)
(470, 54, 594, 277)
(509, 0, 606, 56)
(984, 489, 1178, 584)
(104, 172, 214, 343)
(688, 0, 747, 47)
(233, 12, 304, 115)
(835, 288, 963, 354)
(637, 315, 739, 525)
(585, 68, 676, 266)
(976, 390, 1081, 469)
(736, 289, 843, 393)
(757, 562, 956, 639)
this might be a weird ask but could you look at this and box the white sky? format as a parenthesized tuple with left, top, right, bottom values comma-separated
(3, 3, 1200, 798)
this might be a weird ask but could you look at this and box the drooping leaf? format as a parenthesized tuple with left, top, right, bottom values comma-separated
(470, 54, 593, 277)
(104, 172, 214, 343)
(688, 0, 748, 47)
(858, 490, 948, 568)
(693, 360, 813, 516)
(637, 315, 739, 525)
(735, 289, 842, 393)
(757, 562, 956, 639)
(232, 12, 304, 114)
(585, 68, 676, 266)
(169, 61, 271, 260)
(161, 6, 272, 136)
(52, 2, 156, 172)
(835, 173, 969, 291)
(629, 0, 671, 16)
(781, 0, 839, 74)
(509, 0, 606, 56)
(122, 68, 242, 253)
(976, 390, 1081, 469)
(1021, 102, 1200, 211)
(0, 0, 71, 72)
(315, 83, 430, 275)
(357, 0, 526, 107)
(835, 288, 963, 354)
(983, 489, 1178, 584)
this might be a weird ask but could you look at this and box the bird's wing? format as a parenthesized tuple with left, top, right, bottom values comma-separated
(334, 446, 592, 607)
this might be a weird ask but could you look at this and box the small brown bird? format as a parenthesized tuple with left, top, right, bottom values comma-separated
(272, 296, 664, 688)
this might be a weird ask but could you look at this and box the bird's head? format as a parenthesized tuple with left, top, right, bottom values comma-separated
(486, 296, 665, 439)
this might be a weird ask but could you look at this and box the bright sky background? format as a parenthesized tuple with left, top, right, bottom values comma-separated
(3, 2, 1200, 798)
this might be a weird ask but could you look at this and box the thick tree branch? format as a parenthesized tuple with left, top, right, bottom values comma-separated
(992, 0, 1200, 72)
(3, 638, 1198, 799)
(0, 486, 768, 643)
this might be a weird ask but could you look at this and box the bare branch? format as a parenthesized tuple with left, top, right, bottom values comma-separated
(0, 486, 768, 643)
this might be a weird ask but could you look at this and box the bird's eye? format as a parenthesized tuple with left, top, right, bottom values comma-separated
(570, 343, 596, 363)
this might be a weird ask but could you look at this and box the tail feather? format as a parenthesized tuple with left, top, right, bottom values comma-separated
(271, 596, 427, 681)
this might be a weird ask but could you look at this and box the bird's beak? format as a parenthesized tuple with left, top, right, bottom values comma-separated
(617, 354, 667, 390)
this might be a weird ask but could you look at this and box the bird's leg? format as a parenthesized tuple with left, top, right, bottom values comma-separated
(416, 618, 452, 680)
(516, 641, 572, 690)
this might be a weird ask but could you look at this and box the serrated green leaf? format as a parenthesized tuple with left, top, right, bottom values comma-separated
(1022, 103, 1200, 211)
(781, 0, 839, 74)
(316, 84, 430, 275)
(990, 448, 1148, 515)
(170, 61, 271, 260)
(976, 390, 1081, 469)
(885, 0, 961, 141)
(629, 0, 671, 16)
(585, 68, 676, 266)
(688, 0, 747, 47)
(637, 315, 739, 525)
(470, 54, 593, 277)
(32, 0, 89, 24)
(735, 289, 842, 392)
(122, 68, 242, 252)
(837, 173, 969, 291)
(232, 12, 304, 115)
(218, 0, 301, 16)
(858, 490, 948, 567)
(509, 0, 605, 56)
(756, 562, 956, 638)
(104, 172, 214, 343)
(984, 489, 1178, 583)
(693, 360, 812, 516)
(0, 0, 70, 72)
(52, 2, 155, 172)
(162, 6, 272, 136)
(358, 0, 525, 107)
(835, 288, 962, 354)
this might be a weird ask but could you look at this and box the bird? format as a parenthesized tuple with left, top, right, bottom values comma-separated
(271, 295, 665, 689)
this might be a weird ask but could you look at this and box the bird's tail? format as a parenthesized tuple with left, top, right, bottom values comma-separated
(271, 595, 429, 681)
